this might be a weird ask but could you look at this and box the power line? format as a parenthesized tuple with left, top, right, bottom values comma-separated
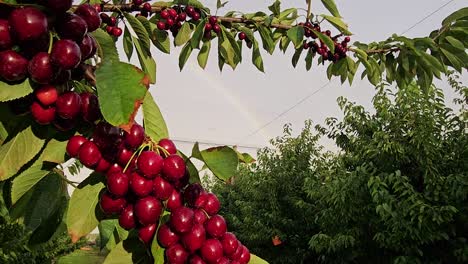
(171, 137, 266, 149)
(401, 0, 456, 34)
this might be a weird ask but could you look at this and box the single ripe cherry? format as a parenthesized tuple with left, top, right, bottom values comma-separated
(107, 163, 123, 176)
(182, 224, 206, 253)
(177, 12, 187, 21)
(158, 138, 177, 156)
(183, 183, 205, 207)
(200, 239, 223, 263)
(107, 172, 129, 197)
(66, 135, 87, 158)
(130, 172, 153, 197)
(80, 92, 101, 123)
(217, 257, 230, 264)
(213, 24, 221, 34)
(188, 255, 205, 264)
(119, 204, 136, 230)
(125, 123, 145, 149)
(208, 16, 217, 25)
(78, 141, 102, 168)
(185, 6, 195, 16)
(204, 23, 212, 32)
(142, 3, 152, 13)
(166, 189, 183, 212)
(168, 9, 178, 19)
(51, 40, 82, 70)
(170, 206, 194, 234)
(238, 32, 246, 40)
(75, 4, 102, 32)
(100, 191, 127, 214)
(153, 176, 173, 200)
(138, 224, 156, 244)
(44, 0, 72, 14)
(166, 243, 189, 264)
(157, 21, 166, 30)
(0, 50, 28, 82)
(157, 223, 180, 248)
(56, 13, 88, 41)
(117, 147, 134, 167)
(193, 209, 208, 225)
(0, 19, 13, 50)
(134, 196, 162, 226)
(35, 85, 58, 106)
(30, 102, 55, 125)
(28, 52, 54, 84)
(95, 158, 111, 173)
(112, 27, 122, 37)
(166, 18, 175, 27)
(108, 16, 117, 27)
(231, 242, 243, 260)
(202, 193, 220, 216)
(221, 232, 238, 256)
(9, 7, 48, 42)
(238, 246, 251, 263)
(137, 151, 163, 178)
(79, 34, 97, 60)
(205, 215, 227, 239)
(56, 91, 82, 119)
(160, 10, 169, 19)
(192, 12, 201, 21)
(162, 155, 186, 181)
(133, 0, 143, 5)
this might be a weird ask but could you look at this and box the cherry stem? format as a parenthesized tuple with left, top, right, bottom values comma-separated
(47, 32, 53, 54)
(306, 0, 312, 21)
(155, 144, 170, 157)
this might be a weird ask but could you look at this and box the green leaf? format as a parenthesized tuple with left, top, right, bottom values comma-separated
(0, 79, 34, 102)
(441, 48, 463, 72)
(292, 48, 303, 68)
(321, 14, 351, 35)
(179, 151, 200, 184)
(11, 166, 51, 205)
(312, 29, 335, 53)
(175, 22, 193, 46)
(0, 126, 44, 181)
(191, 142, 203, 160)
(268, 0, 281, 16)
(152, 30, 171, 54)
(200, 146, 239, 181)
(257, 24, 275, 54)
(124, 13, 151, 53)
(95, 61, 148, 127)
(103, 237, 150, 264)
(99, 219, 117, 250)
(190, 19, 206, 49)
(249, 254, 270, 264)
(151, 233, 165, 264)
(123, 26, 134, 61)
(132, 35, 157, 84)
(445, 36, 465, 51)
(198, 40, 211, 69)
(287, 26, 305, 48)
(92, 28, 119, 62)
(442, 7, 468, 26)
(67, 173, 105, 243)
(321, 0, 341, 17)
(143, 92, 169, 141)
(220, 39, 237, 69)
(179, 43, 193, 70)
(305, 50, 314, 70)
(252, 39, 265, 72)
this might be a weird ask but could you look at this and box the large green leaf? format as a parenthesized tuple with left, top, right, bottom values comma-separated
(0, 79, 34, 102)
(95, 61, 148, 127)
(123, 26, 134, 61)
(198, 40, 211, 69)
(312, 29, 335, 53)
(321, 14, 351, 35)
(257, 24, 275, 54)
(174, 22, 193, 46)
(143, 92, 169, 141)
(191, 19, 207, 49)
(132, 35, 157, 84)
(0, 126, 44, 181)
(252, 39, 265, 72)
(249, 254, 270, 264)
(287, 26, 305, 48)
(124, 13, 151, 53)
(442, 7, 468, 26)
(92, 28, 119, 62)
(152, 30, 171, 54)
(67, 173, 105, 243)
(103, 238, 150, 264)
(179, 43, 193, 70)
(200, 146, 239, 181)
(321, 0, 341, 17)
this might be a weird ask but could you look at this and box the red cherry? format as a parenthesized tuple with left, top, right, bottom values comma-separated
(119, 204, 136, 230)
(135, 196, 163, 226)
(183, 183, 205, 207)
(78, 141, 102, 168)
(138, 224, 156, 244)
(30, 102, 55, 125)
(142, 3, 152, 13)
(166, 189, 183, 212)
(56, 91, 82, 119)
(238, 246, 251, 263)
(221, 232, 238, 256)
(202, 193, 220, 216)
(157, 223, 180, 248)
(56, 13, 88, 41)
(160, 10, 169, 19)
(204, 215, 227, 239)
(162, 155, 186, 181)
(93, 4, 101, 13)
(177, 12, 187, 21)
(238, 32, 246, 40)
(212, 24, 221, 34)
(137, 151, 163, 178)
(208, 16, 217, 25)
(118, 147, 134, 167)
(0, 50, 28, 82)
(194, 192, 208, 208)
(9, 7, 48, 42)
(28, 52, 54, 84)
(191, 12, 200, 21)
(182, 224, 206, 253)
(158, 138, 177, 156)
(35, 85, 58, 106)
(157, 21, 166, 30)
(168, 9, 178, 19)
(170, 206, 194, 233)
(185, 6, 195, 16)
(79, 34, 97, 60)
(166, 18, 175, 27)
(130, 172, 153, 197)
(230, 241, 243, 260)
(200, 239, 223, 263)
(100, 13, 110, 24)
(100, 191, 127, 214)
(107, 172, 129, 197)
(107, 163, 123, 176)
(108, 16, 117, 27)
(80, 92, 101, 123)
(66, 135, 87, 158)
(204, 23, 212, 32)
(95, 158, 111, 173)
(133, 0, 143, 5)
(112, 27, 123, 37)
(344, 36, 351, 43)
(50, 39, 82, 70)
(125, 123, 145, 149)
(193, 209, 208, 225)
(188, 255, 206, 264)
(106, 25, 114, 34)
(153, 176, 173, 200)
(166, 243, 189, 264)
(75, 4, 102, 32)
(217, 257, 230, 264)
(0, 19, 13, 50)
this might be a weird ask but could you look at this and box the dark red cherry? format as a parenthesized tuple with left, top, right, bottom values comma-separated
(79, 34, 97, 60)
(208, 16, 217, 25)
(162, 155, 186, 181)
(107, 163, 123, 176)
(185, 6, 195, 16)
(107, 172, 129, 197)
(191, 12, 200, 21)
(0, 50, 28, 82)
(166, 189, 183, 212)
(35, 85, 58, 106)
(56, 91, 82, 119)
(182, 224, 206, 253)
(160, 10, 169, 19)
(125, 123, 145, 149)
(200, 239, 223, 263)
(66, 135, 87, 158)
(238, 32, 246, 40)
(108, 16, 117, 26)
(78, 141, 102, 168)
(138, 224, 156, 244)
(157, 21, 166, 30)
(238, 246, 251, 263)
(130, 172, 153, 197)
(183, 183, 205, 207)
(202, 193, 220, 216)
(30, 102, 55, 125)
(205, 215, 227, 239)
(204, 23, 212, 32)
(177, 12, 187, 21)
(0, 19, 13, 50)
(221, 232, 238, 256)
(51, 40, 82, 70)
(166, 243, 189, 264)
(135, 196, 163, 226)
(188, 255, 206, 264)
(28, 52, 54, 84)
(56, 13, 88, 41)
(153, 176, 173, 200)
(44, 0, 72, 14)
(137, 151, 163, 178)
(95, 158, 111, 173)
(170, 206, 194, 233)
(112, 27, 122, 37)
(100, 191, 127, 214)
(9, 7, 48, 42)
(158, 138, 177, 156)
(119, 204, 136, 230)
(80, 92, 101, 123)
(118, 147, 134, 167)
(53, 116, 77, 131)
(193, 209, 208, 225)
(230, 242, 243, 261)
(75, 4, 101, 32)
(157, 223, 180, 248)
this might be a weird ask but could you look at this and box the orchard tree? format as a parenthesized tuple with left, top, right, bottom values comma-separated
(0, 0, 466, 263)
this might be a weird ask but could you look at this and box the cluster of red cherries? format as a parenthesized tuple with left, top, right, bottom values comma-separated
(155, 5, 202, 37)
(0, 1, 100, 83)
(299, 21, 351, 62)
(66, 122, 251, 263)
